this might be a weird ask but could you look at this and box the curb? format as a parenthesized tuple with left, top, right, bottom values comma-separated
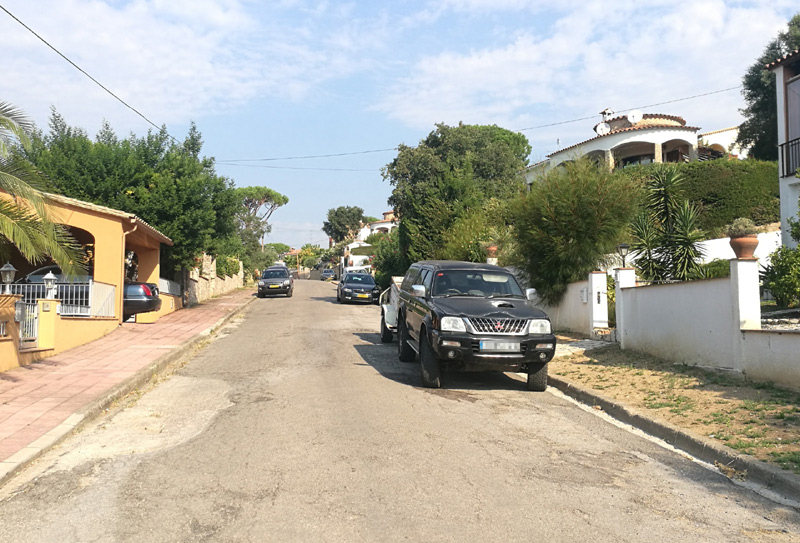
(548, 375, 800, 502)
(0, 294, 255, 487)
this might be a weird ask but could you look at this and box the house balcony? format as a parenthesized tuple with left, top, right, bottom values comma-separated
(779, 137, 800, 178)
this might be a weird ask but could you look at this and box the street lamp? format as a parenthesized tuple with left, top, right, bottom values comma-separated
(43, 271, 58, 299)
(1, 262, 17, 294)
(616, 243, 630, 268)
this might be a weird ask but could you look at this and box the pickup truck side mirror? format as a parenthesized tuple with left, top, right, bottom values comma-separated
(411, 284, 426, 298)
(526, 288, 537, 301)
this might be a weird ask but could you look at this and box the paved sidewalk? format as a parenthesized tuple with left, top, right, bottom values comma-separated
(0, 288, 255, 485)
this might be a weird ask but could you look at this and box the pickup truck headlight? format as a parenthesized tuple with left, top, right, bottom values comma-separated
(440, 316, 466, 332)
(528, 319, 551, 334)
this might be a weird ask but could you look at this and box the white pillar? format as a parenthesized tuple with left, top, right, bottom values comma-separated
(730, 259, 761, 331)
(614, 268, 636, 349)
(589, 271, 608, 329)
(654, 143, 663, 163)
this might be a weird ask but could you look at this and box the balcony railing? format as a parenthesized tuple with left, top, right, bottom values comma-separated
(780, 137, 800, 178)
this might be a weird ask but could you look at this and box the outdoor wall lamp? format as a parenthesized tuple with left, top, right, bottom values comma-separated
(1, 262, 17, 294)
(43, 271, 58, 299)
(616, 244, 630, 268)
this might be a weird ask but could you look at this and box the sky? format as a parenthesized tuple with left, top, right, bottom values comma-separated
(1, 0, 797, 249)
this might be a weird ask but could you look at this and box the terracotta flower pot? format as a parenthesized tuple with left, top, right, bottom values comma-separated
(729, 235, 758, 259)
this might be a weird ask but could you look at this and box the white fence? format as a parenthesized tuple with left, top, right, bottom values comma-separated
(534, 272, 608, 336)
(8, 281, 115, 318)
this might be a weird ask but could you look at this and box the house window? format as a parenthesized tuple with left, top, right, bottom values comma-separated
(620, 154, 654, 167)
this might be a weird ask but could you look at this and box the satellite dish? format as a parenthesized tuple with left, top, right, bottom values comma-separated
(595, 123, 611, 136)
(627, 110, 643, 124)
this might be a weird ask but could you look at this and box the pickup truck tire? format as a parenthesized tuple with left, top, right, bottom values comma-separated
(380, 312, 393, 343)
(527, 362, 548, 391)
(419, 330, 441, 388)
(397, 317, 416, 362)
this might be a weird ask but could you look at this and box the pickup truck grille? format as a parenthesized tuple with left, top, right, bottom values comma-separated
(468, 318, 528, 335)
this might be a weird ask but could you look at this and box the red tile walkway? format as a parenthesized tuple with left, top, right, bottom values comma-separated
(0, 288, 254, 483)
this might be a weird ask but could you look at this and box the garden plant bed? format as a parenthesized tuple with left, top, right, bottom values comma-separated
(551, 336, 800, 474)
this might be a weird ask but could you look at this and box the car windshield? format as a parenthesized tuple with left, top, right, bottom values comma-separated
(262, 269, 289, 279)
(344, 274, 375, 286)
(431, 270, 524, 298)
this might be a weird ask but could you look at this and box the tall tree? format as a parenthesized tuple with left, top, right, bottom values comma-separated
(0, 101, 82, 274)
(24, 110, 239, 272)
(322, 206, 365, 243)
(235, 186, 289, 248)
(736, 13, 800, 160)
(511, 157, 641, 305)
(383, 123, 530, 262)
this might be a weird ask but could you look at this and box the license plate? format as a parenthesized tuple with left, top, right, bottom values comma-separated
(356, 293, 369, 298)
(479, 341, 520, 352)
(269, 285, 279, 288)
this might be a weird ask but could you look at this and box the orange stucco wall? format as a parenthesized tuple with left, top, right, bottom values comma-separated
(135, 293, 183, 324)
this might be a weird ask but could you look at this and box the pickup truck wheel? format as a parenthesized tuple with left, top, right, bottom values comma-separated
(527, 362, 548, 391)
(397, 318, 416, 362)
(380, 312, 393, 343)
(419, 331, 441, 388)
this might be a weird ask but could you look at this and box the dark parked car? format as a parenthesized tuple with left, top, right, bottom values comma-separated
(394, 260, 556, 390)
(15, 265, 92, 306)
(16, 264, 92, 284)
(337, 273, 381, 303)
(320, 269, 336, 281)
(123, 281, 161, 321)
(258, 266, 294, 297)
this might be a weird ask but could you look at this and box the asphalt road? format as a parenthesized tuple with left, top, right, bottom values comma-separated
(1, 280, 799, 542)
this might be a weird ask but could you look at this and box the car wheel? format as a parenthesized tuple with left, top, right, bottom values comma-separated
(397, 317, 415, 362)
(380, 312, 393, 343)
(527, 362, 548, 391)
(287, 289, 293, 298)
(419, 329, 441, 388)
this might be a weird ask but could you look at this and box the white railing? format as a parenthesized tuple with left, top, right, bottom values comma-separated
(8, 280, 115, 317)
(159, 277, 182, 297)
(18, 302, 38, 349)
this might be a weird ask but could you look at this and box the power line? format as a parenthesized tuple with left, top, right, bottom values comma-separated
(216, 162, 378, 172)
(0, 4, 175, 140)
(515, 85, 742, 132)
(218, 148, 398, 162)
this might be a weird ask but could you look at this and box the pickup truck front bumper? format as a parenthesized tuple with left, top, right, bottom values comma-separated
(430, 330, 557, 371)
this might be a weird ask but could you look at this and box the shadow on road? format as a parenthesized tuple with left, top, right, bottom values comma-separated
(352, 332, 527, 392)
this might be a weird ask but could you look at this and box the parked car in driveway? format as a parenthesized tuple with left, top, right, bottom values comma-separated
(387, 260, 556, 390)
(258, 266, 294, 297)
(337, 273, 381, 304)
(320, 269, 336, 281)
(123, 281, 161, 321)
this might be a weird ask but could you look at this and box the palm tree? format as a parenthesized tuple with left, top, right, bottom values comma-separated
(0, 101, 82, 275)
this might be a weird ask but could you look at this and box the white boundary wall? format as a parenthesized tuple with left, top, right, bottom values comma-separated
(615, 261, 800, 389)
(536, 272, 608, 335)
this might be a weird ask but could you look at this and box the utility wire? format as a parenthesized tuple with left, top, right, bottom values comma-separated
(515, 85, 742, 132)
(219, 148, 398, 162)
(0, 4, 175, 140)
(216, 162, 378, 172)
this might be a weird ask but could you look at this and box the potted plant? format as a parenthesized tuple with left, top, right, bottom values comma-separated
(724, 218, 759, 259)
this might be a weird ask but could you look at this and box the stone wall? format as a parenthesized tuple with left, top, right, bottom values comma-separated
(186, 253, 244, 306)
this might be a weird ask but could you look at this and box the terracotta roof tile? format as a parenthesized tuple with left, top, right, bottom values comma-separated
(548, 123, 699, 157)
(766, 49, 800, 70)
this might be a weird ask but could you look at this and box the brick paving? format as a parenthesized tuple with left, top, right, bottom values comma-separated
(0, 288, 254, 478)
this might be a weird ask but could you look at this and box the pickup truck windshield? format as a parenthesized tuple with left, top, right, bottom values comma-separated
(431, 270, 524, 298)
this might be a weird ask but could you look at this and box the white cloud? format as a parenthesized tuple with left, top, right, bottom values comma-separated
(374, 0, 796, 158)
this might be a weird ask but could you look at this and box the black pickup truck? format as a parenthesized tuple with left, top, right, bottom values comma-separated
(392, 260, 556, 391)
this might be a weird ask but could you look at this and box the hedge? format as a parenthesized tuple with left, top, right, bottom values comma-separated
(615, 160, 779, 237)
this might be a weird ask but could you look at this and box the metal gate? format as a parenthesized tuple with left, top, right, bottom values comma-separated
(17, 302, 38, 350)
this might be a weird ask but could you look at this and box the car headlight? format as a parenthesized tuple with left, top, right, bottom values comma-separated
(258, 280, 265, 286)
(343, 288, 352, 293)
(440, 316, 466, 332)
(528, 319, 551, 334)
(283, 280, 291, 287)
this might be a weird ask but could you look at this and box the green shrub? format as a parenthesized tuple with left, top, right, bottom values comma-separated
(615, 160, 779, 236)
(760, 247, 800, 308)
(215, 256, 240, 277)
(692, 259, 731, 280)
(372, 229, 409, 289)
